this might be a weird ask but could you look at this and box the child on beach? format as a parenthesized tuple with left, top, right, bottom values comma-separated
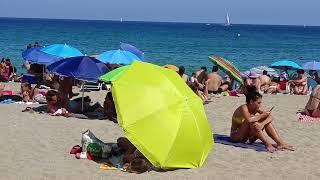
(230, 86, 294, 152)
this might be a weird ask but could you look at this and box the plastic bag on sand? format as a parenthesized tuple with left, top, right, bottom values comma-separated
(81, 130, 112, 158)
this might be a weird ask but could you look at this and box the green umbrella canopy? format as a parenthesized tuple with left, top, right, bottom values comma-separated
(99, 65, 129, 82)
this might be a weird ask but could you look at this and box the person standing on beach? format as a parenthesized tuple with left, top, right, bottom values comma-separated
(259, 70, 271, 92)
(206, 66, 222, 94)
(230, 87, 294, 152)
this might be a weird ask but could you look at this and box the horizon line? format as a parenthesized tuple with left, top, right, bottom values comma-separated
(0, 16, 318, 27)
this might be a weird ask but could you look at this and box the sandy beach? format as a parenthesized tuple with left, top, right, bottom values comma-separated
(1, 82, 320, 180)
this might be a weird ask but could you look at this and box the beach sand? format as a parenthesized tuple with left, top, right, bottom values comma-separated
(1, 82, 320, 180)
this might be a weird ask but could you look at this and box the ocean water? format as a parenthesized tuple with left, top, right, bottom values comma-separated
(1, 18, 320, 75)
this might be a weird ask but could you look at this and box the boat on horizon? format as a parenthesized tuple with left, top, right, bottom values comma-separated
(224, 13, 231, 26)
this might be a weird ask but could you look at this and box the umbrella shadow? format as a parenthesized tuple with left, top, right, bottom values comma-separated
(214, 134, 267, 152)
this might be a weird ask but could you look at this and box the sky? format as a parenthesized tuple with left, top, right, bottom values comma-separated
(1, 0, 319, 26)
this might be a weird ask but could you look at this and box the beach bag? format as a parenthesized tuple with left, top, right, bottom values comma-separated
(81, 130, 112, 158)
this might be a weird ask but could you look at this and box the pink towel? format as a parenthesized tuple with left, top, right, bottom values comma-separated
(1, 90, 13, 95)
(298, 113, 320, 122)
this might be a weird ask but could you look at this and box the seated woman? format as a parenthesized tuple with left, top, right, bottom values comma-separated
(103, 92, 117, 122)
(266, 77, 281, 94)
(230, 87, 294, 152)
(303, 85, 320, 117)
(288, 69, 308, 95)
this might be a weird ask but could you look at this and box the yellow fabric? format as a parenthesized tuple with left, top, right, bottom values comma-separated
(112, 61, 214, 169)
(163, 64, 179, 72)
(232, 117, 245, 125)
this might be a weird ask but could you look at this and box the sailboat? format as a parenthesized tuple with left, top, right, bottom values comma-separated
(225, 13, 231, 26)
(120, 18, 123, 22)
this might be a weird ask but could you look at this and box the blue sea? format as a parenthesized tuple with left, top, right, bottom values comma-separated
(1, 18, 320, 75)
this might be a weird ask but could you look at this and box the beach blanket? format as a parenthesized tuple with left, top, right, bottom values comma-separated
(297, 113, 320, 122)
(214, 134, 267, 152)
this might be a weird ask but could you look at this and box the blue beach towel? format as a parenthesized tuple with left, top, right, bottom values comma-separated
(214, 134, 267, 152)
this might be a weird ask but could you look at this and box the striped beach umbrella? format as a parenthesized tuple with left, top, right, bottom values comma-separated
(208, 56, 243, 83)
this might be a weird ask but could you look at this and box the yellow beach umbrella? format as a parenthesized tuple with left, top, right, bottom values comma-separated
(111, 61, 213, 169)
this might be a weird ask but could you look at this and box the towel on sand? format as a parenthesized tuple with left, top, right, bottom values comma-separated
(297, 113, 320, 122)
(214, 134, 267, 152)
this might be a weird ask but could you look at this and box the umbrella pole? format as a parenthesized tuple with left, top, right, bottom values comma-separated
(81, 82, 85, 112)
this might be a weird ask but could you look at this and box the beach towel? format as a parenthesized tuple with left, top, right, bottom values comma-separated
(297, 113, 320, 122)
(214, 134, 267, 152)
(0, 95, 23, 102)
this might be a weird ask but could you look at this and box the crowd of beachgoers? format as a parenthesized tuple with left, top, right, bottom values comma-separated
(4, 42, 320, 174)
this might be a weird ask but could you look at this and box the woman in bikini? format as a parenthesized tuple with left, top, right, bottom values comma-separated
(304, 85, 320, 117)
(231, 86, 294, 152)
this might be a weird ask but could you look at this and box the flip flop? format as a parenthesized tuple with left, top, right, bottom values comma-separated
(22, 107, 32, 112)
(70, 145, 82, 154)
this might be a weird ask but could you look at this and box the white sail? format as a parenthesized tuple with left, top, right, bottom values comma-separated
(120, 18, 123, 22)
(225, 13, 231, 26)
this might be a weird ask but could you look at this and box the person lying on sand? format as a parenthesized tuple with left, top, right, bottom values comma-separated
(46, 90, 101, 116)
(117, 137, 152, 174)
(288, 69, 308, 95)
(219, 75, 234, 92)
(230, 86, 294, 152)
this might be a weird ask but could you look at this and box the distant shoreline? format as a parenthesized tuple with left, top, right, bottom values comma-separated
(0, 16, 318, 27)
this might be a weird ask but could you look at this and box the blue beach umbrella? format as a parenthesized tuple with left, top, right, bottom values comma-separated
(270, 59, 302, 70)
(41, 44, 84, 59)
(47, 56, 109, 82)
(302, 61, 320, 70)
(22, 47, 62, 65)
(96, 49, 141, 65)
(120, 42, 145, 60)
(47, 56, 109, 111)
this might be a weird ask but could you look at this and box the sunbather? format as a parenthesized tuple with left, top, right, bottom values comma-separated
(46, 90, 101, 116)
(230, 87, 294, 152)
(117, 137, 151, 173)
